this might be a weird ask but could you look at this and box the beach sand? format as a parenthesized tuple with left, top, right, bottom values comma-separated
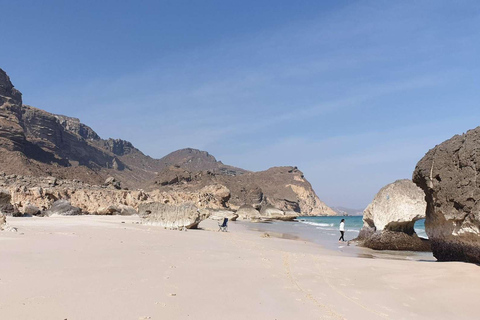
(0, 216, 478, 320)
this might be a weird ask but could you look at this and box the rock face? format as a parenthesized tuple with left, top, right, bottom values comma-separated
(236, 205, 261, 221)
(363, 231, 430, 251)
(146, 166, 336, 217)
(138, 202, 209, 229)
(413, 127, 480, 263)
(0, 68, 335, 219)
(0, 69, 22, 105)
(0, 188, 15, 215)
(0, 174, 231, 217)
(260, 205, 297, 221)
(357, 180, 430, 251)
(44, 200, 82, 216)
(207, 209, 238, 221)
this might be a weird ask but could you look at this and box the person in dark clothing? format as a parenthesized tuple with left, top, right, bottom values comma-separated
(339, 218, 345, 242)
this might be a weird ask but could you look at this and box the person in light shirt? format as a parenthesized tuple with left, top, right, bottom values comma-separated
(338, 218, 345, 242)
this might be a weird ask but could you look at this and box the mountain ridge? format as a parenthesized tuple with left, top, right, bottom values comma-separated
(0, 68, 336, 216)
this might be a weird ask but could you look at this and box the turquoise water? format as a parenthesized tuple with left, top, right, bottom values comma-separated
(297, 216, 427, 239)
(240, 216, 433, 261)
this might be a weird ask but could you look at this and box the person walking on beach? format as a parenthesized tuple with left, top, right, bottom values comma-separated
(339, 218, 345, 242)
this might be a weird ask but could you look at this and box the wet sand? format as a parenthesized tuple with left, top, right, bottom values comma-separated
(0, 215, 478, 319)
(241, 219, 435, 262)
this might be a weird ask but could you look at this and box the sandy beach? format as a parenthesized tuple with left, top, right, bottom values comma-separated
(0, 216, 477, 320)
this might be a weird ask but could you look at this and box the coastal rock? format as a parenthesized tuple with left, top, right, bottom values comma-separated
(45, 200, 82, 216)
(2, 174, 232, 216)
(208, 209, 238, 221)
(413, 126, 480, 263)
(148, 184, 231, 210)
(236, 205, 261, 221)
(363, 231, 430, 251)
(97, 204, 136, 215)
(260, 205, 297, 221)
(211, 167, 337, 216)
(139, 202, 209, 229)
(357, 180, 429, 251)
(22, 204, 41, 216)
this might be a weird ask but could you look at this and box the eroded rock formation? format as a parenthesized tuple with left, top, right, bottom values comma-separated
(236, 205, 261, 221)
(413, 127, 480, 263)
(357, 180, 430, 251)
(138, 202, 209, 229)
(0, 174, 231, 216)
(44, 200, 82, 216)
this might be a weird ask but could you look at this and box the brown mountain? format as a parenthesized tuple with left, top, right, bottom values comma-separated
(0, 68, 335, 216)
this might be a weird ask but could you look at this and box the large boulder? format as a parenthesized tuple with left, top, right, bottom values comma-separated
(0, 189, 16, 215)
(236, 205, 261, 221)
(413, 127, 480, 263)
(45, 200, 82, 216)
(138, 202, 209, 229)
(97, 204, 137, 216)
(208, 209, 238, 221)
(104, 177, 121, 190)
(357, 180, 429, 251)
(260, 205, 297, 221)
(363, 231, 430, 251)
(22, 203, 41, 216)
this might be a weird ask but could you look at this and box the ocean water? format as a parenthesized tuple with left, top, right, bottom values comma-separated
(297, 216, 428, 239)
(240, 216, 434, 261)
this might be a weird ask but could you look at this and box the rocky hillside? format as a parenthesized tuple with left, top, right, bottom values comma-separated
(0, 68, 335, 216)
(146, 165, 335, 215)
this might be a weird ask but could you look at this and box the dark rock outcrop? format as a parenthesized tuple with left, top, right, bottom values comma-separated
(0, 68, 22, 105)
(363, 231, 430, 251)
(44, 200, 82, 216)
(0, 188, 16, 215)
(413, 127, 480, 263)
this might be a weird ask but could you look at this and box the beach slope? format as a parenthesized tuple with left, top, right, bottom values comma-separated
(0, 216, 478, 320)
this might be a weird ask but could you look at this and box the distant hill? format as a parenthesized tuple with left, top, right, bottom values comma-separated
(331, 206, 364, 216)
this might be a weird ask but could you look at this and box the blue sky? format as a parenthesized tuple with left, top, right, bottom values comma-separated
(1, 0, 480, 208)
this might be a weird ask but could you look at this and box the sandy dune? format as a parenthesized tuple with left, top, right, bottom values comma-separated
(0, 216, 478, 320)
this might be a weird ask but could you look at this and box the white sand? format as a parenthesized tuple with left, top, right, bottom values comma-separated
(1, 216, 478, 320)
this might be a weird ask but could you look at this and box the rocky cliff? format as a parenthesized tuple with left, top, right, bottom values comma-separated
(146, 165, 336, 216)
(0, 68, 335, 217)
(413, 127, 480, 263)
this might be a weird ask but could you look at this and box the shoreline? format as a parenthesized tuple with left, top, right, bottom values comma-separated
(1, 215, 477, 320)
(235, 219, 436, 263)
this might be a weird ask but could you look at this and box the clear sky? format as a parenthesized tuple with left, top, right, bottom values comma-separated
(1, 0, 480, 209)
